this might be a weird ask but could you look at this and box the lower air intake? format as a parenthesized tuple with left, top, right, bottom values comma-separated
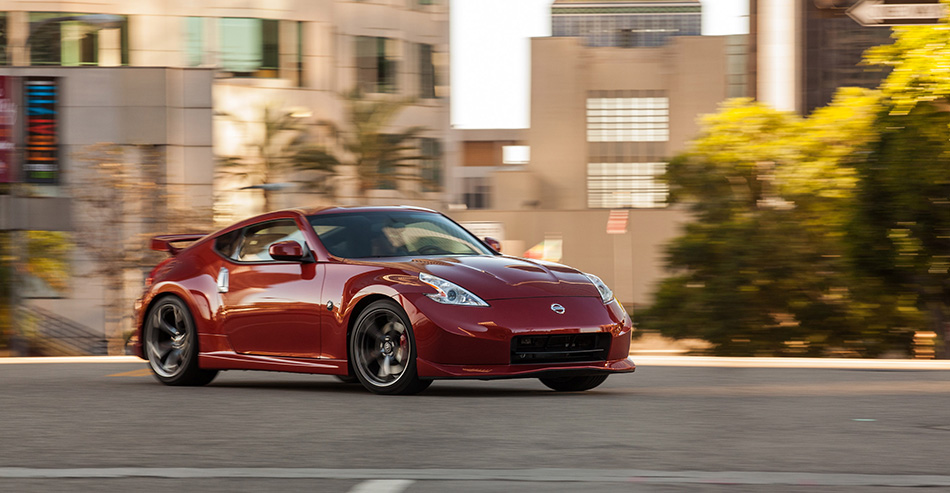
(510, 333, 611, 364)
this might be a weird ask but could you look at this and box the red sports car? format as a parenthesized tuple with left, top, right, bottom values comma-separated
(131, 206, 635, 394)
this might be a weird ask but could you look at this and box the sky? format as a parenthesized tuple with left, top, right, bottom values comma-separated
(450, 0, 750, 129)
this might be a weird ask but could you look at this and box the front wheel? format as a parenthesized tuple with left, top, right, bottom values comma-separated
(350, 300, 431, 395)
(143, 296, 218, 386)
(539, 374, 608, 392)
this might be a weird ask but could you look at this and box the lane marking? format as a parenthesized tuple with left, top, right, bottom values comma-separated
(621, 381, 950, 397)
(347, 480, 415, 493)
(0, 356, 142, 365)
(2, 468, 950, 486)
(108, 368, 152, 377)
(632, 355, 950, 370)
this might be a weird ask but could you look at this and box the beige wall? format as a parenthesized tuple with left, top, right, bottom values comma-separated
(0, 0, 450, 349)
(2, 0, 452, 216)
(0, 66, 214, 339)
(527, 35, 730, 210)
(528, 37, 588, 211)
(449, 208, 688, 308)
(464, 35, 732, 308)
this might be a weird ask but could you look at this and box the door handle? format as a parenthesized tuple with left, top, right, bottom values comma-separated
(216, 267, 229, 293)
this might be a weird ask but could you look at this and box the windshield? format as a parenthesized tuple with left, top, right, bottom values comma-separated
(307, 211, 496, 259)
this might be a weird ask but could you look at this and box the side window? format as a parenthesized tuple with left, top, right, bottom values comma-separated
(235, 219, 305, 262)
(214, 230, 241, 259)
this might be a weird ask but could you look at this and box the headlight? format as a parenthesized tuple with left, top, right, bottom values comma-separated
(419, 273, 489, 307)
(584, 273, 614, 304)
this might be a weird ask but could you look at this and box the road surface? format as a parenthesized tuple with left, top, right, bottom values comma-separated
(2, 357, 949, 492)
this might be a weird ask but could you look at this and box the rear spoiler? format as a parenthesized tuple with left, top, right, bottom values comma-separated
(150, 234, 207, 256)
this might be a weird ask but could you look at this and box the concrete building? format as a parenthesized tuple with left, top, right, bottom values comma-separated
(752, 0, 893, 114)
(454, 128, 528, 210)
(451, 34, 744, 308)
(0, 0, 450, 354)
(552, 0, 701, 48)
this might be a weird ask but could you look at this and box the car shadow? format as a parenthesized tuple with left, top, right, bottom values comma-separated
(116, 374, 621, 397)
(205, 380, 622, 397)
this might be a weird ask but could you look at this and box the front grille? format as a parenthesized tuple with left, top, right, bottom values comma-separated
(510, 333, 611, 364)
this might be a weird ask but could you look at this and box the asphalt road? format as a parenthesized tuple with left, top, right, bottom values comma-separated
(2, 358, 950, 492)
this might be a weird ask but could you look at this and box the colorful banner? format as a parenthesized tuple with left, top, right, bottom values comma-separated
(24, 77, 58, 184)
(0, 76, 15, 183)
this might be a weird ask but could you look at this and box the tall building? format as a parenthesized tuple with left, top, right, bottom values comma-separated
(451, 34, 743, 306)
(0, 0, 450, 354)
(552, 0, 701, 48)
(752, 0, 893, 114)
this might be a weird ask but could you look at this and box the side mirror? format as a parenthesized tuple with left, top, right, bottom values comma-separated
(269, 241, 308, 262)
(484, 237, 502, 253)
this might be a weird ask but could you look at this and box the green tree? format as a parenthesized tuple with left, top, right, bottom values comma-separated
(0, 231, 72, 353)
(70, 144, 211, 354)
(642, 89, 919, 356)
(853, 23, 950, 356)
(293, 89, 433, 201)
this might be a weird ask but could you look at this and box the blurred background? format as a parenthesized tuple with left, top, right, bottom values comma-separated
(0, 0, 946, 360)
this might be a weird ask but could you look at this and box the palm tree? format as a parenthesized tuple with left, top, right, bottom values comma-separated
(216, 104, 312, 212)
(293, 89, 435, 202)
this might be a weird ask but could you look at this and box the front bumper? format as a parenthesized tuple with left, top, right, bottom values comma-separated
(417, 356, 636, 380)
(406, 295, 633, 378)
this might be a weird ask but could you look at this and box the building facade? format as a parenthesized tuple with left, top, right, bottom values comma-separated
(454, 128, 528, 210)
(551, 0, 701, 48)
(0, 0, 451, 354)
(752, 0, 893, 114)
(451, 35, 743, 308)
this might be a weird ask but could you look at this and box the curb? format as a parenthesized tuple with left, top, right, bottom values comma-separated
(1, 355, 948, 370)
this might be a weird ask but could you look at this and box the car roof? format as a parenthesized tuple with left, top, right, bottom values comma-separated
(294, 205, 439, 216)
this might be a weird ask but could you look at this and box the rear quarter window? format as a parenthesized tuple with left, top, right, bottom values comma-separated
(214, 230, 241, 259)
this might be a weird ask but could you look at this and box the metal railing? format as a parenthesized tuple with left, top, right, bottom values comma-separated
(15, 305, 108, 356)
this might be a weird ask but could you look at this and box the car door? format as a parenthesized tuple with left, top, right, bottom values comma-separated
(218, 218, 322, 358)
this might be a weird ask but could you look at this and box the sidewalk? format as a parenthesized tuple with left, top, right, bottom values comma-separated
(2, 354, 949, 370)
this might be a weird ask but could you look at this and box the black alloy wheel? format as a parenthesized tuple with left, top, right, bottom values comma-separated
(350, 300, 431, 395)
(144, 296, 218, 386)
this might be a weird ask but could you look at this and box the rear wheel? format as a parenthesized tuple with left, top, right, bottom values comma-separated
(144, 296, 217, 386)
(539, 375, 608, 392)
(350, 300, 431, 395)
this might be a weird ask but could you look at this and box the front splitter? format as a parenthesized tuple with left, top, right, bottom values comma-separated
(416, 356, 635, 380)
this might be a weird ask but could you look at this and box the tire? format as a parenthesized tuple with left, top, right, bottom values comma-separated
(539, 374, 608, 392)
(334, 374, 359, 384)
(350, 300, 431, 395)
(143, 296, 218, 386)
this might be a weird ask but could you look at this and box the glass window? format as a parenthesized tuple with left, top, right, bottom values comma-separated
(184, 17, 204, 67)
(296, 21, 304, 87)
(356, 36, 399, 94)
(587, 162, 668, 209)
(420, 137, 442, 192)
(214, 230, 241, 259)
(0, 14, 7, 65)
(502, 146, 530, 165)
(308, 211, 493, 259)
(586, 93, 669, 143)
(235, 219, 305, 262)
(419, 43, 436, 99)
(219, 18, 279, 77)
(28, 13, 128, 66)
(462, 177, 491, 210)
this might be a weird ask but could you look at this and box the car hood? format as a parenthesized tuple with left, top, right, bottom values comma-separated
(409, 255, 601, 300)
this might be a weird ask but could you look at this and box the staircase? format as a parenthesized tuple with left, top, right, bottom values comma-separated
(15, 305, 109, 356)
